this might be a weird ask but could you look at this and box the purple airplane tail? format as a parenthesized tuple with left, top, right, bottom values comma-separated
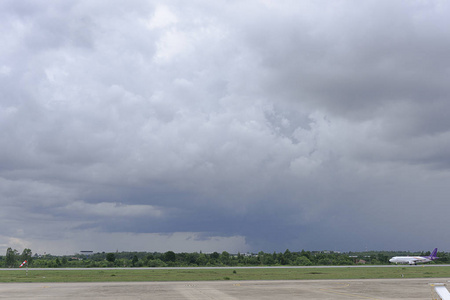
(427, 248, 439, 260)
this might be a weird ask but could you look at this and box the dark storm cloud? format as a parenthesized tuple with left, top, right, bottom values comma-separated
(1, 0, 450, 254)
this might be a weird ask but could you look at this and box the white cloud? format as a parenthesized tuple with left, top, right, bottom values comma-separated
(3, 232, 250, 256)
(1, 0, 450, 254)
(145, 5, 178, 30)
(63, 201, 162, 218)
(153, 28, 192, 64)
(0, 66, 11, 76)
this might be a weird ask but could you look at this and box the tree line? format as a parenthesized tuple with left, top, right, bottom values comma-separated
(2, 248, 450, 268)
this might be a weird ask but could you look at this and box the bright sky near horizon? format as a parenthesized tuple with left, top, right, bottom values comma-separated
(1, 0, 450, 255)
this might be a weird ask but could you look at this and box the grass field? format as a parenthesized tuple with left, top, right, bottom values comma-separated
(1, 266, 450, 283)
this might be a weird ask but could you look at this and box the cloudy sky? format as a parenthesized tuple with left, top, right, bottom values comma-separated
(2, 0, 450, 255)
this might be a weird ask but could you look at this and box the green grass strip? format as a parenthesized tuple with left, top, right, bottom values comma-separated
(1, 266, 450, 283)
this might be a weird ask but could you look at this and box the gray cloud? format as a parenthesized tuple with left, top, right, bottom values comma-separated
(1, 0, 450, 255)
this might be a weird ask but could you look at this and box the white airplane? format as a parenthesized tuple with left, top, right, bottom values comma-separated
(389, 248, 439, 265)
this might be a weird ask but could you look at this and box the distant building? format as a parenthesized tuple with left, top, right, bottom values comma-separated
(356, 259, 367, 264)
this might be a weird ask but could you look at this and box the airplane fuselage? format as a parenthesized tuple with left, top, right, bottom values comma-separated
(389, 248, 438, 265)
(389, 256, 431, 265)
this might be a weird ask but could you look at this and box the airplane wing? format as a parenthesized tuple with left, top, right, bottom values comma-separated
(431, 284, 450, 300)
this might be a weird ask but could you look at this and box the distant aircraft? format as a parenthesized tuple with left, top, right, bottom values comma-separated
(389, 248, 439, 265)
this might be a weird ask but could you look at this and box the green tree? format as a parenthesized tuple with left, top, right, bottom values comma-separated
(220, 251, 230, 265)
(132, 255, 139, 266)
(5, 248, 18, 268)
(262, 253, 275, 265)
(294, 256, 312, 266)
(21, 248, 33, 265)
(106, 253, 116, 263)
(196, 253, 208, 266)
(146, 259, 167, 267)
(185, 252, 199, 266)
(61, 256, 68, 266)
(300, 250, 311, 260)
(257, 251, 265, 265)
(163, 251, 176, 263)
(376, 253, 389, 264)
(210, 252, 220, 260)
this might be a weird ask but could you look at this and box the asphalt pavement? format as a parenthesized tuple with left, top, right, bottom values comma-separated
(0, 278, 448, 299)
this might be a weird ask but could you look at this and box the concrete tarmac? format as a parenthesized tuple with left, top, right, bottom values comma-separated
(0, 278, 447, 299)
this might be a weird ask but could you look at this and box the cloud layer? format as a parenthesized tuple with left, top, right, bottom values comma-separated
(2, 0, 450, 254)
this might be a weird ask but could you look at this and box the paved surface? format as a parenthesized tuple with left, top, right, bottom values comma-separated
(0, 278, 447, 299)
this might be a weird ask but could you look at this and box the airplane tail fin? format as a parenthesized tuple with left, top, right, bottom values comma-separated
(429, 248, 439, 260)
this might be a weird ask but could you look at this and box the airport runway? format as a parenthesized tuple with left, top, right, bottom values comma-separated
(0, 278, 447, 299)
